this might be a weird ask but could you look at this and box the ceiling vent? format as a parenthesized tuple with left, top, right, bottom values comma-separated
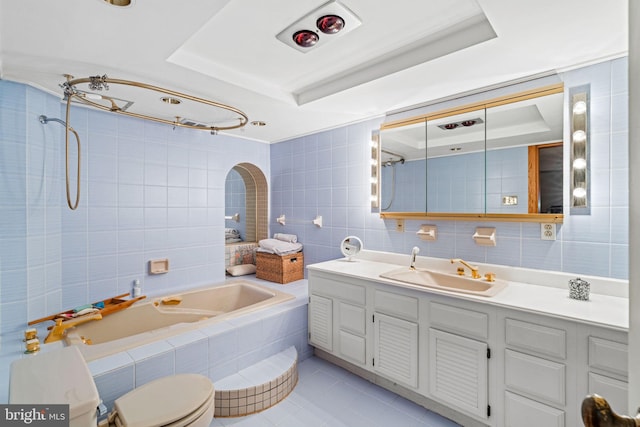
(276, 1, 361, 53)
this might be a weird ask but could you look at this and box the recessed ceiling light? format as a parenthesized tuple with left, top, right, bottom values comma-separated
(161, 96, 181, 105)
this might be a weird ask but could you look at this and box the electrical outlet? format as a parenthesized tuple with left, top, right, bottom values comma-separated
(395, 219, 404, 232)
(541, 223, 556, 241)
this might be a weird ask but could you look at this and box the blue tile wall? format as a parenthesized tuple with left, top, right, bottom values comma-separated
(271, 58, 629, 280)
(0, 80, 270, 351)
(0, 57, 630, 352)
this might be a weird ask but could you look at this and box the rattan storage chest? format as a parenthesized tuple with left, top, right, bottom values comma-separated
(256, 252, 304, 284)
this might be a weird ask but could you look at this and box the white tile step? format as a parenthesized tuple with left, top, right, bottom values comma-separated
(213, 346, 299, 417)
(215, 346, 297, 391)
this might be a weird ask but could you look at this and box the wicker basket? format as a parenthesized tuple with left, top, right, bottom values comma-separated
(256, 252, 304, 284)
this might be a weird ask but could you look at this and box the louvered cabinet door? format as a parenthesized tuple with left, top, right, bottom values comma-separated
(373, 312, 419, 388)
(429, 328, 489, 420)
(309, 294, 333, 352)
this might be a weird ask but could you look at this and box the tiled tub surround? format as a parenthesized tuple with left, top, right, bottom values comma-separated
(63, 280, 293, 361)
(215, 346, 298, 417)
(0, 279, 310, 414)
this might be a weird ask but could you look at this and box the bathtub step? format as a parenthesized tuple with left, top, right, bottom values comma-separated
(214, 346, 298, 417)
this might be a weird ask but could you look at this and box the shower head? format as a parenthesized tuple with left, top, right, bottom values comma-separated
(382, 157, 405, 167)
(38, 115, 67, 126)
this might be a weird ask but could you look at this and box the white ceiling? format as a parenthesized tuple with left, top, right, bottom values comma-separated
(0, 0, 628, 143)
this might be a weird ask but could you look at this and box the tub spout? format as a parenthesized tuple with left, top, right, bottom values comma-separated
(44, 312, 103, 344)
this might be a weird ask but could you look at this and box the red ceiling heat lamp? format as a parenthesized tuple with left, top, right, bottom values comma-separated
(277, 1, 361, 53)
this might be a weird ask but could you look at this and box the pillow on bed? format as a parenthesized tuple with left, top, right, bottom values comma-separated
(226, 263, 256, 276)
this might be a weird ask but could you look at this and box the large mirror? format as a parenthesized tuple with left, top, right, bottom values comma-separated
(426, 107, 486, 213)
(485, 92, 563, 214)
(380, 121, 426, 212)
(379, 85, 564, 221)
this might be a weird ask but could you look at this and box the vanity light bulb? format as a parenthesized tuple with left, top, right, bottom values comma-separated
(572, 130, 586, 143)
(370, 158, 377, 166)
(573, 158, 587, 169)
(573, 187, 587, 198)
(573, 100, 587, 115)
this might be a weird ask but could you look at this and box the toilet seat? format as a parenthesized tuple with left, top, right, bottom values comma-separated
(110, 374, 215, 427)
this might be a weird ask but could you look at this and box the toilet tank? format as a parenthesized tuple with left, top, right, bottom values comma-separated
(10, 346, 100, 427)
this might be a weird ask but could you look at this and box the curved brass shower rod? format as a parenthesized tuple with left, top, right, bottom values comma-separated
(61, 74, 249, 132)
(45, 74, 249, 210)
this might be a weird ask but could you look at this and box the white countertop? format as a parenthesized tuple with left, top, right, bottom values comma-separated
(307, 254, 628, 332)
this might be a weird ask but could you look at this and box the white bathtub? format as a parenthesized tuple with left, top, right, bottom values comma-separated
(62, 281, 294, 361)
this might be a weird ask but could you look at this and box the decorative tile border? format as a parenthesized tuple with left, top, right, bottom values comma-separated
(214, 360, 298, 417)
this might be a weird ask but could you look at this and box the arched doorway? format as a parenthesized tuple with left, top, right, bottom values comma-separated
(224, 163, 268, 270)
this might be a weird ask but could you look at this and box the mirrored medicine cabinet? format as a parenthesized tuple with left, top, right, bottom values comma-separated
(377, 84, 565, 223)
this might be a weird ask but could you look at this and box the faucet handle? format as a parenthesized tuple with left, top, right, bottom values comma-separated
(484, 272, 496, 282)
(456, 267, 465, 276)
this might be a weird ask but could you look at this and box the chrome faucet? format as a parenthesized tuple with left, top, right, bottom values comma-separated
(450, 258, 481, 279)
(410, 246, 420, 270)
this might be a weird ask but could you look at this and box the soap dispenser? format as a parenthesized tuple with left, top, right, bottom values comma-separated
(132, 279, 141, 298)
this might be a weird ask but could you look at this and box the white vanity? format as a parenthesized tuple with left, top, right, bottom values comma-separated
(307, 250, 628, 427)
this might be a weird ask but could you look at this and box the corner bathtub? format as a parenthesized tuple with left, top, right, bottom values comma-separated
(62, 280, 294, 361)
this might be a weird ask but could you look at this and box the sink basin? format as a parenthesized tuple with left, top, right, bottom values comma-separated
(380, 267, 506, 297)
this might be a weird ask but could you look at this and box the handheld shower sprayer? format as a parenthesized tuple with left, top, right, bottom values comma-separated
(410, 246, 420, 270)
(39, 114, 81, 210)
(39, 115, 67, 126)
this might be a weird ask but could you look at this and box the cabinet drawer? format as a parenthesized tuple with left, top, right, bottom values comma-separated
(338, 330, 366, 365)
(429, 301, 488, 340)
(339, 302, 365, 335)
(374, 290, 418, 321)
(312, 277, 366, 304)
(504, 391, 564, 427)
(505, 349, 566, 406)
(506, 318, 566, 360)
(589, 337, 628, 377)
(588, 372, 628, 415)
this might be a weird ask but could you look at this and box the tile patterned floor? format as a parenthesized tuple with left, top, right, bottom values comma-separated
(210, 356, 460, 427)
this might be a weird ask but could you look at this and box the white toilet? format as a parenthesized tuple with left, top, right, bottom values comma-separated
(9, 346, 215, 427)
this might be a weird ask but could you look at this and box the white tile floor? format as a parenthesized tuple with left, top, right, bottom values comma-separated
(210, 356, 460, 427)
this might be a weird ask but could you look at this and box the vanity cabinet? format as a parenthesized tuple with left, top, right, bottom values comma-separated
(373, 312, 418, 388)
(581, 327, 629, 416)
(499, 311, 574, 427)
(372, 289, 419, 388)
(308, 274, 368, 369)
(428, 300, 491, 420)
(308, 294, 333, 352)
(429, 329, 489, 419)
(307, 265, 628, 427)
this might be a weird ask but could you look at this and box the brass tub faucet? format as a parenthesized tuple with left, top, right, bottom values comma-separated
(450, 258, 481, 279)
